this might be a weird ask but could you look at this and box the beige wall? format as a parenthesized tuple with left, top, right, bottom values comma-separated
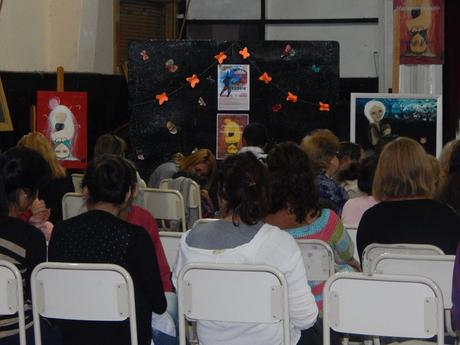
(0, 0, 113, 74)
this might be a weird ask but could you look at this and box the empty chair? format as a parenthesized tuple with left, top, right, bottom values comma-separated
(296, 239, 334, 281)
(143, 188, 186, 232)
(62, 192, 87, 220)
(177, 263, 290, 345)
(71, 173, 84, 193)
(31, 262, 138, 345)
(0, 260, 26, 345)
(323, 272, 444, 345)
(160, 177, 202, 229)
(159, 232, 183, 269)
(361, 243, 444, 273)
(371, 253, 456, 337)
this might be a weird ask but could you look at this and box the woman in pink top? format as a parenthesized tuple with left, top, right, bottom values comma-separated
(342, 156, 378, 227)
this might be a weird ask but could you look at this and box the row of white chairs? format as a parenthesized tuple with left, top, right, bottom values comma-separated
(0, 248, 454, 345)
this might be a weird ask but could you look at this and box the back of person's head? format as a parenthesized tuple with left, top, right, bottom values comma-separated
(267, 142, 319, 223)
(374, 134, 399, 157)
(82, 155, 136, 205)
(436, 141, 460, 212)
(218, 152, 270, 225)
(17, 132, 66, 179)
(300, 129, 340, 172)
(179, 149, 217, 188)
(373, 137, 434, 201)
(242, 122, 268, 148)
(337, 142, 363, 181)
(0, 147, 51, 215)
(357, 156, 378, 195)
(339, 142, 362, 162)
(439, 139, 460, 182)
(93, 134, 127, 158)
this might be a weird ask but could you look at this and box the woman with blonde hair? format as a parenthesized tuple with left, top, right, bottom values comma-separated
(17, 132, 74, 223)
(300, 129, 348, 215)
(357, 137, 460, 259)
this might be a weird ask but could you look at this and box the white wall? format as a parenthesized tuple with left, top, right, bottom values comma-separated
(0, 0, 113, 74)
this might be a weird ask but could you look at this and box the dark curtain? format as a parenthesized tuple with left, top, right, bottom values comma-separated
(444, 0, 460, 142)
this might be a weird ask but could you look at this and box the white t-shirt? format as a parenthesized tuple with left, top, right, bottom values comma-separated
(172, 222, 318, 345)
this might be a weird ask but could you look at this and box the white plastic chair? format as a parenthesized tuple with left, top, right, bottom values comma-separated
(62, 192, 87, 220)
(296, 239, 335, 281)
(192, 218, 219, 227)
(71, 173, 84, 193)
(371, 253, 456, 337)
(323, 272, 444, 345)
(361, 243, 444, 273)
(177, 263, 290, 345)
(31, 262, 138, 345)
(143, 188, 187, 232)
(0, 260, 26, 345)
(160, 178, 202, 229)
(344, 225, 360, 263)
(159, 232, 183, 269)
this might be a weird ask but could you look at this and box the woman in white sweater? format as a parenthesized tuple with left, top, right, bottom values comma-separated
(172, 152, 318, 345)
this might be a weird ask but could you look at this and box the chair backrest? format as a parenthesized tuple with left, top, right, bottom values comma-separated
(71, 173, 84, 193)
(362, 243, 444, 273)
(344, 225, 360, 263)
(323, 272, 444, 345)
(62, 192, 87, 220)
(192, 218, 219, 227)
(296, 239, 335, 281)
(143, 188, 186, 232)
(31, 262, 138, 345)
(177, 263, 290, 345)
(159, 232, 183, 269)
(371, 253, 456, 336)
(0, 260, 26, 345)
(160, 178, 202, 228)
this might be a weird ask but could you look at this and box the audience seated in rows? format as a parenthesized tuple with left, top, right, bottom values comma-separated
(300, 129, 349, 215)
(48, 155, 166, 345)
(173, 152, 319, 345)
(265, 143, 359, 312)
(357, 137, 460, 259)
(17, 132, 74, 224)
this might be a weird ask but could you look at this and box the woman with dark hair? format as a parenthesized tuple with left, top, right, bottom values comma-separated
(437, 141, 460, 214)
(266, 143, 359, 312)
(341, 156, 379, 227)
(48, 155, 166, 345)
(173, 152, 318, 345)
(0, 147, 49, 343)
(357, 137, 460, 258)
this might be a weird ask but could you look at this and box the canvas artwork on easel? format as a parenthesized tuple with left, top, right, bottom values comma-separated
(0, 77, 14, 131)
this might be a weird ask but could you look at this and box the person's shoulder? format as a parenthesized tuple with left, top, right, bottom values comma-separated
(258, 223, 299, 249)
(2, 215, 39, 232)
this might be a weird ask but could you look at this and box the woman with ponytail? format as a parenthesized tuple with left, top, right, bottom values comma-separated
(265, 143, 359, 314)
(172, 152, 318, 345)
(0, 147, 49, 343)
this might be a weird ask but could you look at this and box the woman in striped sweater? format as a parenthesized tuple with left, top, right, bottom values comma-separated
(266, 142, 360, 312)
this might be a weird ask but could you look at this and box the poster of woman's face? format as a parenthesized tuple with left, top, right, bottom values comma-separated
(350, 93, 442, 156)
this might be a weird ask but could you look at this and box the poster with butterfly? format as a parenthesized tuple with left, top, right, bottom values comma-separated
(36, 91, 88, 169)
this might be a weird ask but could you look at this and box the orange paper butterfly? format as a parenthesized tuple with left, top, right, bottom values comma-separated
(258, 72, 272, 84)
(239, 47, 251, 59)
(319, 102, 330, 111)
(214, 52, 227, 64)
(186, 74, 200, 88)
(155, 92, 169, 106)
(286, 92, 298, 103)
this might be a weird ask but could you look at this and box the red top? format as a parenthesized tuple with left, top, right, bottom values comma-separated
(128, 205, 173, 292)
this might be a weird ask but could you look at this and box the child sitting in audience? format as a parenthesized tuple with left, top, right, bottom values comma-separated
(357, 137, 460, 259)
(300, 129, 349, 215)
(265, 142, 359, 312)
(334, 142, 364, 198)
(173, 152, 318, 345)
(341, 156, 378, 228)
(238, 122, 268, 164)
(48, 155, 166, 345)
